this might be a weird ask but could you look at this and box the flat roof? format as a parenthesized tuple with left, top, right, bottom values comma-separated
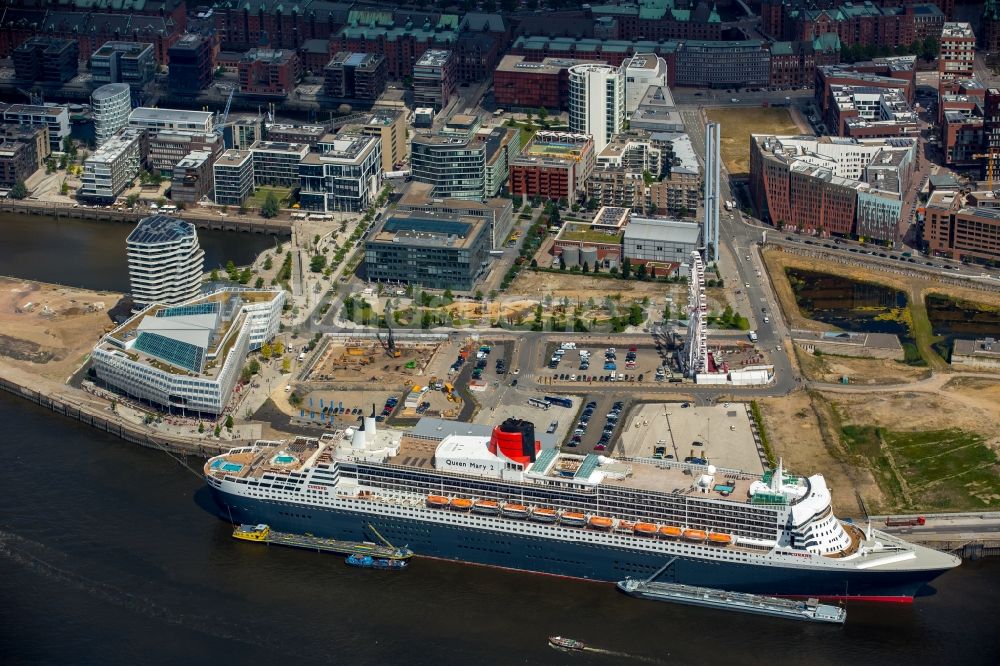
(624, 216, 702, 244)
(130, 107, 213, 125)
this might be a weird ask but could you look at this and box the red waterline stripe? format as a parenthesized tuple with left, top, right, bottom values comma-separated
(778, 594, 914, 604)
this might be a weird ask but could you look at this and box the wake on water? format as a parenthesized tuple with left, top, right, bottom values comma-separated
(0, 529, 333, 663)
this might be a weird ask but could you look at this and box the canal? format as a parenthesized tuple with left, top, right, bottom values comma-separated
(0, 212, 281, 293)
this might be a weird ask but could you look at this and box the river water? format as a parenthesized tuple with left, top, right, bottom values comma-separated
(0, 213, 280, 293)
(1, 392, 998, 665)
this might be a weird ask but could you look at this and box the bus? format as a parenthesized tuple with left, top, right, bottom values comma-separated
(527, 398, 551, 410)
(544, 396, 573, 408)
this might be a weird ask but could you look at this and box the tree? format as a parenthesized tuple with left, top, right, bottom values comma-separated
(263, 255, 273, 271)
(474, 289, 484, 301)
(582, 262, 590, 273)
(209, 269, 219, 281)
(238, 267, 253, 284)
(198, 422, 204, 433)
(273, 341, 285, 356)
(10, 180, 28, 199)
(559, 253, 567, 270)
(214, 424, 222, 437)
(255, 276, 265, 288)
(310, 254, 327, 272)
(261, 342, 273, 359)
(281, 357, 291, 373)
(621, 257, 632, 280)
(126, 193, 140, 208)
(443, 288, 454, 302)
(225, 414, 234, 430)
(636, 262, 647, 280)
(261, 191, 280, 218)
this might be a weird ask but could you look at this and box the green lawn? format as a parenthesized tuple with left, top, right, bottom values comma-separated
(248, 186, 293, 208)
(841, 425, 1000, 511)
(560, 227, 623, 243)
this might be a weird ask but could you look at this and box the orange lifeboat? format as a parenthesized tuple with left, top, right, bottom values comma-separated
(501, 503, 529, 519)
(472, 499, 500, 515)
(709, 532, 733, 545)
(560, 511, 586, 526)
(615, 520, 635, 533)
(659, 525, 682, 538)
(450, 497, 473, 511)
(683, 529, 708, 542)
(589, 516, 614, 530)
(634, 522, 657, 536)
(529, 507, 558, 522)
(427, 495, 449, 508)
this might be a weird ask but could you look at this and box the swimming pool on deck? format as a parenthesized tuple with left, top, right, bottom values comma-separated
(211, 459, 244, 473)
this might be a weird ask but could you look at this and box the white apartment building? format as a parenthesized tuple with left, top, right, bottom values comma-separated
(92, 83, 132, 146)
(129, 107, 214, 133)
(91, 287, 285, 414)
(126, 215, 206, 308)
(2, 104, 71, 151)
(568, 63, 625, 153)
(299, 133, 383, 212)
(623, 53, 667, 115)
(213, 149, 255, 206)
(79, 128, 143, 203)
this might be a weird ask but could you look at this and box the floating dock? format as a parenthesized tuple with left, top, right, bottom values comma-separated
(617, 578, 846, 624)
(232, 524, 413, 560)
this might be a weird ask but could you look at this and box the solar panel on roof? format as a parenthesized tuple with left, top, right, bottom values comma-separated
(156, 302, 219, 318)
(134, 332, 205, 373)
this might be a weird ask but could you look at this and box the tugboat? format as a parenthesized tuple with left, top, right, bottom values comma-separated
(345, 554, 408, 570)
(548, 636, 586, 652)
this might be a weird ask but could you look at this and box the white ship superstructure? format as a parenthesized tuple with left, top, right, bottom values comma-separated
(205, 417, 959, 598)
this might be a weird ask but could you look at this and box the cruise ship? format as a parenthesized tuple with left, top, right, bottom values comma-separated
(204, 414, 959, 601)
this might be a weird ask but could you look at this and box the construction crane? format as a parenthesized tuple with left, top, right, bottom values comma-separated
(376, 303, 400, 358)
(215, 88, 235, 136)
(973, 148, 999, 190)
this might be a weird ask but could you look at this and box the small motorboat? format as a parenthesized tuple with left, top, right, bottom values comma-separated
(345, 554, 408, 570)
(472, 499, 500, 515)
(559, 511, 586, 526)
(683, 529, 708, 542)
(659, 525, 682, 538)
(450, 497, 473, 511)
(709, 532, 733, 545)
(426, 495, 449, 508)
(549, 636, 586, 652)
(588, 515, 613, 530)
(501, 503, 529, 519)
(634, 522, 657, 536)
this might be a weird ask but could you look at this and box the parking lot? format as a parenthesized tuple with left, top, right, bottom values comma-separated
(293, 389, 399, 429)
(618, 403, 764, 472)
(478, 391, 580, 447)
(539, 341, 681, 387)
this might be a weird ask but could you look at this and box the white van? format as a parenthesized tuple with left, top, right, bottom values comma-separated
(298, 351, 306, 361)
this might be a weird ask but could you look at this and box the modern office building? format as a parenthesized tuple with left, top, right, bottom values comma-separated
(0, 125, 48, 188)
(168, 34, 215, 95)
(92, 83, 133, 147)
(250, 141, 309, 186)
(623, 53, 668, 115)
(568, 63, 625, 153)
(126, 215, 206, 308)
(170, 150, 216, 205)
(364, 213, 491, 290)
(224, 118, 263, 151)
(925, 189, 1000, 263)
(147, 130, 223, 177)
(341, 108, 408, 172)
(265, 125, 328, 149)
(622, 216, 702, 275)
(939, 22, 976, 93)
(213, 149, 255, 206)
(413, 50, 457, 112)
(815, 58, 917, 115)
(129, 107, 214, 134)
(396, 184, 515, 251)
(508, 131, 595, 203)
(323, 52, 388, 100)
(2, 104, 70, 152)
(750, 134, 917, 243)
(12, 36, 79, 84)
(79, 129, 145, 204)
(484, 127, 522, 199)
(826, 86, 920, 139)
(299, 134, 383, 212)
(91, 287, 285, 415)
(90, 41, 156, 89)
(410, 132, 486, 200)
(238, 49, 300, 97)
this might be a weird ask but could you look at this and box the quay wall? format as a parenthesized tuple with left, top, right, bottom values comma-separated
(0, 375, 242, 458)
(0, 200, 290, 235)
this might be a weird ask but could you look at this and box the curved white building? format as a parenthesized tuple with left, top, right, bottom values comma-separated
(92, 83, 132, 146)
(127, 215, 205, 308)
(568, 63, 625, 153)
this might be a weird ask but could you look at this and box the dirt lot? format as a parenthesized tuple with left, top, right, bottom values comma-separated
(761, 375, 1000, 515)
(307, 341, 441, 387)
(758, 391, 883, 517)
(0, 278, 120, 384)
(794, 346, 931, 385)
(705, 107, 801, 177)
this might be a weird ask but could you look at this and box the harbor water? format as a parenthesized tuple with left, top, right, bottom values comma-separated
(0, 212, 280, 293)
(1, 391, 999, 665)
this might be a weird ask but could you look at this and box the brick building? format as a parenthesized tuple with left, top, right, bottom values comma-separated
(212, 0, 351, 52)
(939, 22, 976, 94)
(783, 2, 944, 49)
(768, 36, 840, 89)
(238, 48, 300, 97)
(815, 57, 917, 116)
(925, 189, 1000, 263)
(508, 131, 595, 204)
(0, 125, 48, 187)
(493, 55, 598, 111)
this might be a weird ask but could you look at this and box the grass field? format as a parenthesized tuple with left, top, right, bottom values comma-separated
(840, 425, 1000, 511)
(705, 107, 802, 177)
(248, 186, 293, 208)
